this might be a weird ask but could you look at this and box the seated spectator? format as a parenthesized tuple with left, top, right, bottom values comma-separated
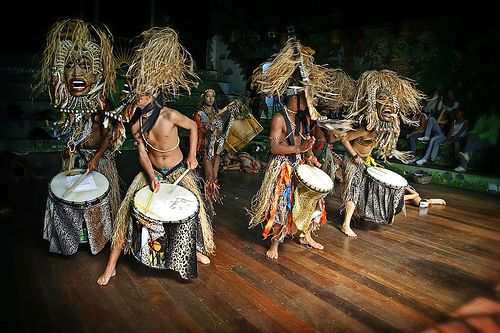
(423, 89, 441, 115)
(455, 104, 500, 172)
(406, 110, 429, 163)
(417, 107, 468, 166)
(417, 114, 445, 143)
(445, 108, 469, 161)
(434, 88, 460, 129)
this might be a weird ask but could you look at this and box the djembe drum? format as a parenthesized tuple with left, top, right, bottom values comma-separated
(362, 166, 408, 224)
(131, 183, 199, 271)
(44, 169, 112, 255)
(292, 163, 334, 232)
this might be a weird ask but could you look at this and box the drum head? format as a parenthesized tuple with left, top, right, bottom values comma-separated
(134, 183, 199, 222)
(295, 164, 334, 193)
(50, 169, 109, 203)
(366, 166, 408, 188)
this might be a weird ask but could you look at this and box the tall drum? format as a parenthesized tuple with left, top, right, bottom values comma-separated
(131, 183, 199, 277)
(292, 164, 334, 232)
(363, 166, 408, 224)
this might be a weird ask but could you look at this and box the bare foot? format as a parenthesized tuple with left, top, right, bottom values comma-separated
(341, 226, 358, 238)
(266, 240, 279, 260)
(299, 233, 324, 250)
(429, 199, 446, 205)
(97, 269, 116, 286)
(197, 252, 211, 265)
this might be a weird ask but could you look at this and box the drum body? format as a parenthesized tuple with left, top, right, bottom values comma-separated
(131, 183, 199, 275)
(223, 100, 263, 154)
(43, 169, 112, 255)
(294, 164, 334, 195)
(292, 164, 334, 232)
(361, 166, 408, 224)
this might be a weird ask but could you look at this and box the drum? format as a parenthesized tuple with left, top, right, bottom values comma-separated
(222, 99, 263, 154)
(363, 166, 408, 223)
(44, 169, 112, 255)
(294, 163, 334, 194)
(49, 169, 110, 208)
(292, 164, 334, 232)
(366, 166, 408, 190)
(131, 183, 199, 270)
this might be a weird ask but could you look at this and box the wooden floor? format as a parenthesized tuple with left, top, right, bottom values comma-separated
(3, 169, 500, 333)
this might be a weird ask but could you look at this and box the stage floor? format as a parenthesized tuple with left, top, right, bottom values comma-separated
(2, 168, 500, 332)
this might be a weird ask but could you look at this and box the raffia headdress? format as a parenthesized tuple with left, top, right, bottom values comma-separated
(347, 69, 426, 162)
(126, 27, 200, 101)
(250, 38, 336, 120)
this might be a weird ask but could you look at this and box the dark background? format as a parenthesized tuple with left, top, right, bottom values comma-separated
(3, 0, 490, 67)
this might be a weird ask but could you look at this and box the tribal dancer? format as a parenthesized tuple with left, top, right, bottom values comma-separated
(98, 27, 214, 285)
(35, 18, 126, 255)
(247, 38, 348, 259)
(340, 69, 425, 238)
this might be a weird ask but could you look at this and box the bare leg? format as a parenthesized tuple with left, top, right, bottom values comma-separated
(299, 230, 324, 250)
(213, 154, 221, 180)
(266, 226, 281, 259)
(404, 193, 421, 207)
(97, 246, 121, 286)
(341, 201, 358, 238)
(203, 153, 214, 181)
(266, 238, 280, 260)
(196, 252, 211, 265)
(428, 198, 446, 205)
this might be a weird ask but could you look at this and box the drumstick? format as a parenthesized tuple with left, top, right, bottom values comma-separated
(146, 168, 190, 212)
(173, 168, 190, 186)
(144, 190, 155, 213)
(63, 169, 90, 197)
(166, 168, 190, 195)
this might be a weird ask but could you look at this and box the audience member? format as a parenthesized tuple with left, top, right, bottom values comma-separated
(416, 107, 468, 165)
(455, 104, 500, 172)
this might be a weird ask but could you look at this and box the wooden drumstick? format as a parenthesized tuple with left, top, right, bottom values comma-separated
(63, 169, 90, 197)
(144, 190, 155, 214)
(146, 168, 190, 212)
(173, 168, 190, 186)
(166, 168, 190, 194)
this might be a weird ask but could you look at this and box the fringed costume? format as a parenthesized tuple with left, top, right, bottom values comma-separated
(248, 154, 327, 242)
(36, 19, 126, 255)
(111, 163, 214, 279)
(341, 70, 425, 224)
(341, 154, 404, 224)
(247, 37, 352, 245)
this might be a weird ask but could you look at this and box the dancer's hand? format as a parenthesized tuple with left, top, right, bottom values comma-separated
(186, 155, 198, 170)
(149, 176, 160, 192)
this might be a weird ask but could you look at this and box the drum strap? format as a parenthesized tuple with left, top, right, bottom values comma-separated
(279, 109, 311, 164)
(280, 109, 296, 146)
